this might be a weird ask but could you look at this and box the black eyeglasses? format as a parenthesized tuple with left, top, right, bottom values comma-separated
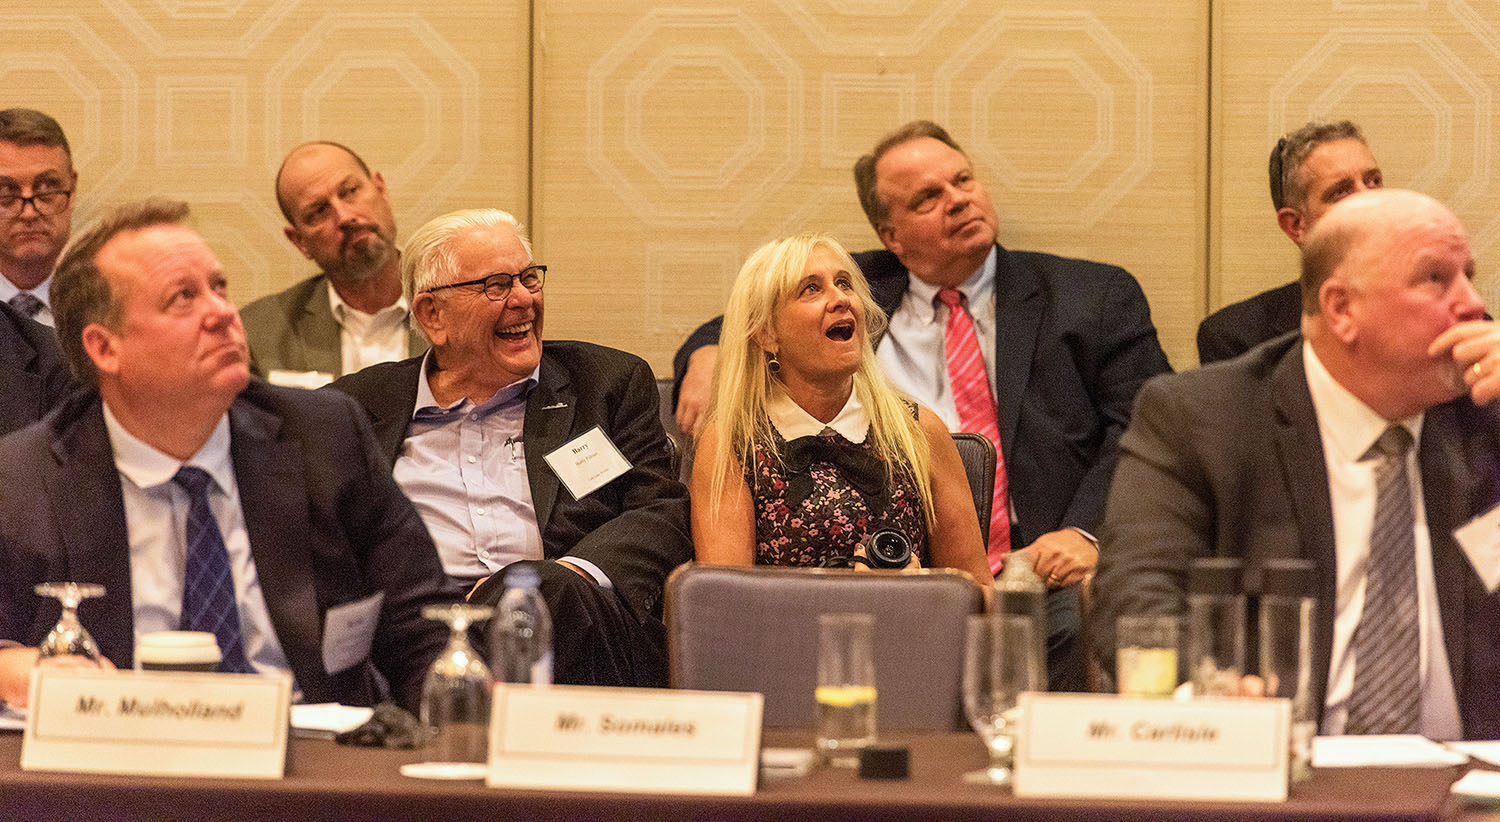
(0, 190, 72, 218)
(426, 264, 546, 301)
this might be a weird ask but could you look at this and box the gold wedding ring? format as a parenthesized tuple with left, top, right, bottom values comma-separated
(1474, 362, 1485, 379)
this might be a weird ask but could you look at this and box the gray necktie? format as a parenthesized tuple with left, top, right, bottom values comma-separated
(8, 292, 43, 319)
(1344, 425, 1420, 735)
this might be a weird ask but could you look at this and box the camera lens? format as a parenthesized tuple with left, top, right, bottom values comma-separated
(864, 529, 912, 569)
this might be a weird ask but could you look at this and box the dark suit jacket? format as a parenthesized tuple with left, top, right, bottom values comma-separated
(1093, 333, 1500, 738)
(240, 274, 427, 378)
(675, 245, 1172, 546)
(0, 382, 456, 712)
(0, 300, 73, 437)
(329, 340, 692, 621)
(1195, 281, 1302, 366)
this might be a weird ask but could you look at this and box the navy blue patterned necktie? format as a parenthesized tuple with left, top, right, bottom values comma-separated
(173, 466, 254, 674)
(8, 291, 43, 319)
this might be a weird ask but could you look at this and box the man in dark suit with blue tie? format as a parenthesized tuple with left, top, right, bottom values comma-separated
(0, 198, 454, 712)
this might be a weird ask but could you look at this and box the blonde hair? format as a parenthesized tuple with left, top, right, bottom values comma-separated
(702, 234, 935, 527)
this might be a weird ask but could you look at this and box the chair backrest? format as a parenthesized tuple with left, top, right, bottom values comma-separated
(666, 563, 984, 730)
(950, 432, 995, 546)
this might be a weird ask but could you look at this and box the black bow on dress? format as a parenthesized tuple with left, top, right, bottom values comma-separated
(781, 433, 890, 514)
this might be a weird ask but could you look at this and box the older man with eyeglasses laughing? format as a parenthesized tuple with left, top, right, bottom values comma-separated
(329, 208, 690, 689)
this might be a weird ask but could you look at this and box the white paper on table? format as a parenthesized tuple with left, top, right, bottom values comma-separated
(1451, 770, 1500, 801)
(1312, 735, 1469, 768)
(290, 703, 373, 735)
(1447, 741, 1500, 768)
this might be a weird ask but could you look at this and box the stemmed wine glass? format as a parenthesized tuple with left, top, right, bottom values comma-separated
(34, 582, 106, 666)
(402, 603, 494, 781)
(961, 613, 1043, 785)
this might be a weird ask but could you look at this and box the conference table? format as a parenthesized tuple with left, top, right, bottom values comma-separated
(1, 728, 1496, 821)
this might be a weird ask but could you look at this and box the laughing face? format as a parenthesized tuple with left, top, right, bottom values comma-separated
(765, 245, 866, 392)
(417, 222, 543, 399)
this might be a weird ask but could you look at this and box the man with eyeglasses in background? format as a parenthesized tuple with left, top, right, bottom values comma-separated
(0, 108, 77, 327)
(330, 208, 690, 688)
(0, 109, 75, 434)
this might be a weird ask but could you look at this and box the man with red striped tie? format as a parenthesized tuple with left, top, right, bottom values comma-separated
(854, 121, 1170, 691)
(671, 121, 1171, 690)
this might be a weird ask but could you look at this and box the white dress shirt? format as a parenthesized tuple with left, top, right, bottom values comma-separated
(103, 404, 294, 680)
(875, 245, 997, 433)
(0, 275, 52, 326)
(1303, 342, 1461, 739)
(328, 286, 410, 375)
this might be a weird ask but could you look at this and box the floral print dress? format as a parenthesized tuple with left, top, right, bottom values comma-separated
(748, 427, 929, 567)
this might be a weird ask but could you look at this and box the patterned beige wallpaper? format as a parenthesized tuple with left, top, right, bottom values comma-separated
(5, 1, 1496, 373)
(534, 0, 1207, 372)
(2, 1, 529, 316)
(1214, 0, 1500, 327)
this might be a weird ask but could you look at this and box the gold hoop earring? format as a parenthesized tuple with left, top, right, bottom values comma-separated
(767, 353, 781, 374)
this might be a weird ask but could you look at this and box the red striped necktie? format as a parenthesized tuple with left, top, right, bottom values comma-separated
(937, 288, 1011, 573)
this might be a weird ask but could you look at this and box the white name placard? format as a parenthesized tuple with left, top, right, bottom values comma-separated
(487, 684, 763, 796)
(1013, 693, 1290, 802)
(23, 667, 292, 780)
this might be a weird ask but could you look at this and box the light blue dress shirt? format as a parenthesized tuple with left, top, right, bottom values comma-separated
(393, 353, 610, 587)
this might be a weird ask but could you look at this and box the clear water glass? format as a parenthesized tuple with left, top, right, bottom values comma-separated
(34, 582, 106, 666)
(407, 603, 494, 781)
(815, 612, 877, 767)
(962, 613, 1042, 785)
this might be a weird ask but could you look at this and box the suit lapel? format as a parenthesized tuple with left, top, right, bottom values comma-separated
(1418, 404, 1474, 699)
(0, 310, 42, 428)
(296, 278, 342, 376)
(990, 246, 1041, 450)
(523, 352, 575, 533)
(363, 359, 424, 464)
(229, 395, 329, 698)
(1268, 347, 1338, 712)
(50, 399, 137, 665)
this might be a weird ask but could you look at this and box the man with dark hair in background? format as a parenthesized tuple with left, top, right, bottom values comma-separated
(0, 108, 77, 326)
(1196, 120, 1382, 364)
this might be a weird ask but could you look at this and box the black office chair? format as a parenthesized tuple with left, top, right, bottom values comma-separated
(950, 432, 995, 546)
(666, 563, 984, 730)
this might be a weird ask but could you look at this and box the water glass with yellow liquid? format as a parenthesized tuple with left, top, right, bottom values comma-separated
(1116, 614, 1180, 697)
(815, 612, 877, 767)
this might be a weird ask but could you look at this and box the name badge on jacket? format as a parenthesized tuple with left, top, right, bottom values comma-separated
(1455, 503, 1500, 593)
(543, 426, 632, 500)
(323, 592, 384, 674)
